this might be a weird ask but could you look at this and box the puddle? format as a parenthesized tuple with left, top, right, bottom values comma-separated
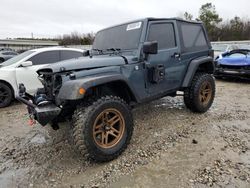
(30, 134, 47, 145)
(0, 168, 28, 187)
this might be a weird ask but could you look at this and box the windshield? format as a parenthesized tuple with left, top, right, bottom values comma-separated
(92, 21, 143, 51)
(1, 50, 34, 67)
(212, 44, 240, 52)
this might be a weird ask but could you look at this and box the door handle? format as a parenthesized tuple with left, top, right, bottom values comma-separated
(172, 53, 181, 59)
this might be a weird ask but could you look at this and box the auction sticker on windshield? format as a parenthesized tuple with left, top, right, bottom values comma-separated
(127, 22, 142, 31)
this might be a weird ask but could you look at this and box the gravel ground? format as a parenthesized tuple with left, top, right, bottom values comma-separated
(0, 78, 249, 188)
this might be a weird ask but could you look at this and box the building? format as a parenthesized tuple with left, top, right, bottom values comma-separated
(0, 39, 59, 52)
(67, 45, 92, 50)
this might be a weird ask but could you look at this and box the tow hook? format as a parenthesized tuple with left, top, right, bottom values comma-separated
(28, 114, 36, 126)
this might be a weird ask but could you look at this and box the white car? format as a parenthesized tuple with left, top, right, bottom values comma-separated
(0, 47, 83, 107)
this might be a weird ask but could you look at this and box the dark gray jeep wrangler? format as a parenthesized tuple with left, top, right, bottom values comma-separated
(18, 18, 215, 162)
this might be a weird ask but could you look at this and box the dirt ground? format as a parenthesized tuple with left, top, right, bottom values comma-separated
(0, 79, 250, 188)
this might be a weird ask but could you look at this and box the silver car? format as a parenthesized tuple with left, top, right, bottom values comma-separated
(0, 51, 18, 63)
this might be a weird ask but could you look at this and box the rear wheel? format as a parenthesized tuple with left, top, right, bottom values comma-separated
(0, 83, 13, 108)
(72, 96, 133, 162)
(184, 73, 215, 113)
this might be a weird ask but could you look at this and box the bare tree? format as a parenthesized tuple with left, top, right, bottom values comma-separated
(183, 12, 193, 20)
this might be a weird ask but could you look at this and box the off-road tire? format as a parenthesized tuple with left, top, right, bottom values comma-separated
(72, 96, 133, 162)
(0, 82, 13, 108)
(184, 73, 215, 113)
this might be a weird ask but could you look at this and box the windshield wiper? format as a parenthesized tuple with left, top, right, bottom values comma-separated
(106, 48, 121, 54)
(92, 48, 103, 54)
(106, 48, 128, 64)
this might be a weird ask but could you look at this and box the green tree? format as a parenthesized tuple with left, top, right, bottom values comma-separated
(81, 32, 95, 45)
(198, 3, 222, 40)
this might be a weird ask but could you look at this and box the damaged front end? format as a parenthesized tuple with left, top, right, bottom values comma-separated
(16, 71, 62, 128)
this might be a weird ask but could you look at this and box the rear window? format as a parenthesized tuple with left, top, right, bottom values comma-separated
(60, 50, 82, 61)
(178, 22, 208, 53)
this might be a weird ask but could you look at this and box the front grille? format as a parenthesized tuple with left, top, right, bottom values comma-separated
(42, 74, 54, 100)
(220, 65, 241, 69)
(245, 65, 250, 70)
(220, 65, 250, 70)
(53, 75, 62, 95)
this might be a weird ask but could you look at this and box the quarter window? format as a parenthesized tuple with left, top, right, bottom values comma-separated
(147, 23, 176, 50)
(179, 23, 208, 52)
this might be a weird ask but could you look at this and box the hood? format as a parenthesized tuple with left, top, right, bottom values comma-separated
(38, 55, 138, 74)
(218, 57, 250, 66)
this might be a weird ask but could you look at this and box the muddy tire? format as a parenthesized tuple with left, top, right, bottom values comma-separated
(184, 73, 215, 113)
(72, 96, 133, 162)
(0, 82, 13, 108)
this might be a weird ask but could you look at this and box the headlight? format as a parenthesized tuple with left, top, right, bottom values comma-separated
(38, 75, 45, 84)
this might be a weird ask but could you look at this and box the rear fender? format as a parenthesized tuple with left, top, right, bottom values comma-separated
(182, 56, 214, 87)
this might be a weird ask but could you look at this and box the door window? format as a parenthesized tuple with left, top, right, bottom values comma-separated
(147, 23, 176, 50)
(28, 51, 60, 65)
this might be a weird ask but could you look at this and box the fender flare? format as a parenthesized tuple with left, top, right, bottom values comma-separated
(182, 56, 214, 87)
(57, 73, 132, 100)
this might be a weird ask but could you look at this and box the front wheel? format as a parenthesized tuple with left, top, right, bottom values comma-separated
(0, 83, 13, 108)
(72, 96, 134, 162)
(184, 73, 215, 113)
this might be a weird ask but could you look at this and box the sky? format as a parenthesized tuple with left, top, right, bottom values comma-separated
(0, 0, 249, 39)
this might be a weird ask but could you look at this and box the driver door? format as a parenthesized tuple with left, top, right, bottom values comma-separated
(16, 51, 60, 94)
(145, 21, 185, 94)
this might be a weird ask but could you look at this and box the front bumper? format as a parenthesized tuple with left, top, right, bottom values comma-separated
(215, 67, 250, 79)
(16, 85, 61, 126)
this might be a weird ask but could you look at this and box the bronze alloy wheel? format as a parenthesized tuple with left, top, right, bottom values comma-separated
(93, 108, 125, 149)
(199, 81, 212, 106)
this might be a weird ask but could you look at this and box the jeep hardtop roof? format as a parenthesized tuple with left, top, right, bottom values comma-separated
(146, 17, 203, 24)
(97, 17, 204, 33)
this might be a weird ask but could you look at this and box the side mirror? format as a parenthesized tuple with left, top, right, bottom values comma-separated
(20, 61, 33, 67)
(83, 50, 90, 56)
(143, 41, 158, 54)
